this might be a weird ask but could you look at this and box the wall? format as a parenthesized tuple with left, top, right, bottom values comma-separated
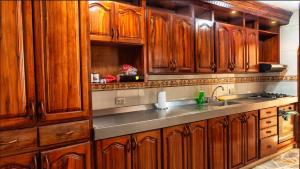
(264, 10, 299, 96)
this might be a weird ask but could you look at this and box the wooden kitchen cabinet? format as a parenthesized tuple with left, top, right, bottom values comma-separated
(33, 1, 90, 123)
(89, 1, 144, 44)
(231, 26, 246, 72)
(246, 29, 259, 72)
(41, 142, 91, 169)
(208, 116, 228, 169)
(0, 152, 38, 169)
(89, 1, 115, 42)
(228, 114, 244, 169)
(133, 130, 162, 169)
(147, 9, 173, 73)
(215, 23, 231, 73)
(195, 19, 215, 73)
(172, 14, 194, 73)
(244, 111, 259, 165)
(0, 1, 36, 129)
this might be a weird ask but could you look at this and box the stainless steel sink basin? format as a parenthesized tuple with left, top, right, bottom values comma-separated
(208, 100, 240, 107)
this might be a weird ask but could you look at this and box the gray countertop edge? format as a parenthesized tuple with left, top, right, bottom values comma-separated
(93, 97, 298, 140)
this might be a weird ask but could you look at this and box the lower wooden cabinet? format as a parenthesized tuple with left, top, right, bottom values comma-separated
(96, 130, 161, 169)
(0, 152, 38, 169)
(244, 111, 259, 165)
(163, 121, 207, 169)
(41, 142, 91, 169)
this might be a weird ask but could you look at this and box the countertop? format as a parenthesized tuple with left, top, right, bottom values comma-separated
(93, 97, 298, 140)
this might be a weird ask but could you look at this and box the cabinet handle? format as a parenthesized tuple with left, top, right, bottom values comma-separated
(266, 121, 272, 124)
(267, 145, 272, 149)
(132, 137, 137, 150)
(116, 28, 120, 39)
(0, 139, 18, 146)
(169, 60, 173, 71)
(126, 140, 131, 152)
(266, 130, 272, 134)
(32, 154, 38, 169)
(111, 28, 114, 38)
(43, 155, 50, 169)
(246, 62, 249, 70)
(266, 111, 272, 114)
(56, 130, 74, 137)
(39, 102, 46, 120)
(26, 101, 35, 120)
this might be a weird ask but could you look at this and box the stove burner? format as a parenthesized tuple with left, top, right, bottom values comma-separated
(260, 92, 288, 99)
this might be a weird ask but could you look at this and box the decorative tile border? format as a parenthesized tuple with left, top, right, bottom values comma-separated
(92, 75, 298, 91)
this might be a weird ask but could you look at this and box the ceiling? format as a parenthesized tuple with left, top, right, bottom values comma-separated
(260, 1, 299, 12)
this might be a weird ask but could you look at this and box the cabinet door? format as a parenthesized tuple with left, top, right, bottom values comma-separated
(147, 9, 173, 73)
(163, 124, 188, 169)
(133, 130, 161, 169)
(246, 29, 259, 72)
(244, 111, 259, 165)
(195, 19, 215, 73)
(228, 114, 244, 169)
(172, 15, 194, 73)
(33, 1, 90, 122)
(231, 27, 245, 72)
(114, 3, 144, 44)
(189, 121, 208, 169)
(41, 142, 91, 169)
(89, 1, 115, 42)
(215, 23, 231, 73)
(96, 136, 131, 169)
(0, 152, 37, 169)
(0, 1, 36, 129)
(208, 117, 228, 169)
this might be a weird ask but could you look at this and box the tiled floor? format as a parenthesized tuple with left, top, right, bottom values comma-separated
(253, 149, 299, 169)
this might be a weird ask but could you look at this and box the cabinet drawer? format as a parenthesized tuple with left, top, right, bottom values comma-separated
(260, 116, 277, 129)
(39, 120, 90, 146)
(0, 128, 37, 155)
(260, 107, 277, 119)
(279, 104, 295, 111)
(260, 135, 278, 158)
(260, 126, 277, 139)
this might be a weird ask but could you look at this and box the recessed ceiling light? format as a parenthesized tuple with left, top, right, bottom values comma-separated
(271, 21, 277, 24)
(231, 10, 237, 14)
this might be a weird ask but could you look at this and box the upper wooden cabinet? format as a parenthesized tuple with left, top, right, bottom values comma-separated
(215, 23, 231, 73)
(0, 1, 36, 130)
(89, 1, 144, 44)
(147, 9, 173, 73)
(231, 26, 246, 72)
(33, 1, 90, 123)
(41, 142, 91, 169)
(195, 19, 215, 73)
(246, 29, 259, 72)
(148, 9, 194, 74)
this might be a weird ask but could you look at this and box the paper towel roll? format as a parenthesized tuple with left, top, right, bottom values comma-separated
(157, 91, 167, 110)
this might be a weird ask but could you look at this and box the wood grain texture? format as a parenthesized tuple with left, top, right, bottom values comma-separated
(96, 136, 131, 169)
(260, 135, 278, 158)
(260, 126, 277, 139)
(215, 22, 231, 73)
(89, 1, 114, 42)
(41, 142, 91, 169)
(163, 124, 188, 169)
(231, 26, 245, 72)
(260, 107, 277, 119)
(172, 14, 194, 73)
(246, 29, 259, 72)
(208, 116, 228, 169)
(147, 9, 173, 73)
(244, 111, 259, 165)
(39, 120, 90, 146)
(133, 130, 161, 169)
(0, 1, 36, 129)
(195, 19, 215, 73)
(0, 128, 37, 157)
(33, 1, 90, 122)
(260, 116, 277, 129)
(0, 152, 37, 169)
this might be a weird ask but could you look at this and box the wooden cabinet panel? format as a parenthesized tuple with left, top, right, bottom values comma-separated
(0, 1, 36, 129)
(189, 121, 207, 169)
(0, 128, 37, 157)
(41, 142, 91, 169)
(115, 3, 144, 44)
(260, 107, 277, 119)
(89, 1, 114, 42)
(172, 15, 194, 73)
(231, 27, 245, 72)
(215, 23, 231, 73)
(147, 9, 173, 73)
(0, 152, 37, 169)
(163, 124, 188, 169)
(246, 29, 259, 72)
(260, 135, 278, 158)
(195, 19, 215, 73)
(244, 111, 259, 165)
(208, 117, 228, 169)
(133, 130, 161, 169)
(260, 116, 277, 129)
(33, 1, 90, 122)
(260, 126, 277, 139)
(96, 136, 131, 169)
(228, 114, 244, 169)
(39, 120, 90, 146)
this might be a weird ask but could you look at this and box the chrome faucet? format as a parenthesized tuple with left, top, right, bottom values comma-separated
(211, 86, 225, 100)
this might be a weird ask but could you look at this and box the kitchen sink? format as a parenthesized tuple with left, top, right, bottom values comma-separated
(208, 100, 240, 107)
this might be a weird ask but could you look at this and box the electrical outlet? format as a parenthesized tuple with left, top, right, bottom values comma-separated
(115, 97, 125, 105)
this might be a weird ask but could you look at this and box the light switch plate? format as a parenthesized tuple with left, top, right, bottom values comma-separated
(115, 97, 125, 105)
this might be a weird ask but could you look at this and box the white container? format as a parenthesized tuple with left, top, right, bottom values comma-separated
(156, 90, 168, 110)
